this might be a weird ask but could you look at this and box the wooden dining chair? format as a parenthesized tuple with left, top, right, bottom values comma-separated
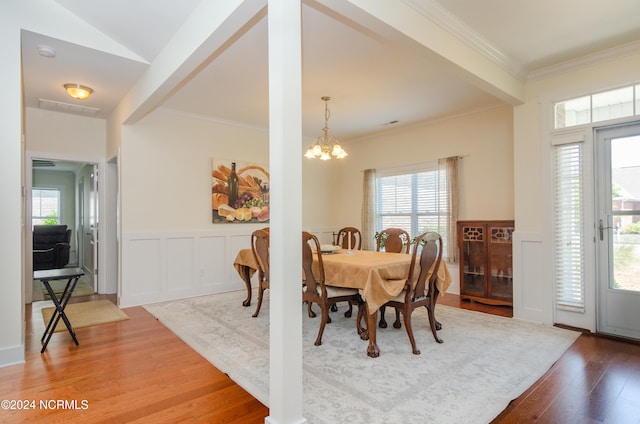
(380, 232, 444, 355)
(376, 227, 411, 254)
(333, 226, 362, 315)
(376, 227, 411, 327)
(336, 227, 362, 250)
(250, 227, 270, 318)
(302, 231, 364, 346)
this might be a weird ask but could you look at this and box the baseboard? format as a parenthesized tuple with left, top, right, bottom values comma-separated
(0, 344, 25, 369)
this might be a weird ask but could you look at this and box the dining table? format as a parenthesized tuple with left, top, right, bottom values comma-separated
(233, 247, 451, 357)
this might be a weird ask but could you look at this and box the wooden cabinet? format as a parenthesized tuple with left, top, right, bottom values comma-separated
(457, 220, 514, 306)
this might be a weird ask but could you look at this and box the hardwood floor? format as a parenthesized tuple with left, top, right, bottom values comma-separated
(1, 292, 639, 423)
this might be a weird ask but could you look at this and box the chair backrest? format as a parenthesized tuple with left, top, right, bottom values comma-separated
(407, 232, 443, 299)
(251, 228, 270, 283)
(376, 228, 410, 254)
(336, 227, 362, 250)
(302, 231, 325, 297)
(33, 225, 71, 249)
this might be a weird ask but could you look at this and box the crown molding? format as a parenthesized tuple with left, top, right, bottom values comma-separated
(527, 39, 640, 81)
(401, 0, 525, 78)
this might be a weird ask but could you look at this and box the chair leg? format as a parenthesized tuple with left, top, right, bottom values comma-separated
(356, 301, 368, 339)
(307, 301, 316, 318)
(344, 301, 353, 318)
(378, 305, 388, 328)
(314, 303, 330, 346)
(402, 306, 420, 355)
(252, 285, 265, 318)
(426, 305, 443, 344)
(392, 307, 402, 328)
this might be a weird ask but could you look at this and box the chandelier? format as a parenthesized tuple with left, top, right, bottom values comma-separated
(304, 96, 348, 160)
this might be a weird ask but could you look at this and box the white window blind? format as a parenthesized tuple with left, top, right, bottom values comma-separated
(553, 143, 586, 311)
(376, 162, 450, 257)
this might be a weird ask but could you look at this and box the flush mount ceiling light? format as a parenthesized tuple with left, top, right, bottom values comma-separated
(37, 45, 56, 58)
(64, 83, 93, 100)
(304, 96, 348, 160)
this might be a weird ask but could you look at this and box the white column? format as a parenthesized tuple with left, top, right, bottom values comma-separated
(0, 4, 25, 366)
(266, 1, 306, 423)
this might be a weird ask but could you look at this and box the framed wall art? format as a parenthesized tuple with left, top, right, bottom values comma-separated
(212, 159, 269, 223)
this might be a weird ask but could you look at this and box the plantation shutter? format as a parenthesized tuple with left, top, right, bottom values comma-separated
(553, 140, 586, 312)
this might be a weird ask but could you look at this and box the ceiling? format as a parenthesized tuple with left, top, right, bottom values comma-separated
(21, 0, 640, 142)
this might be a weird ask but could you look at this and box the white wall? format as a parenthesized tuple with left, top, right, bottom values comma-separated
(336, 105, 514, 225)
(26, 108, 106, 156)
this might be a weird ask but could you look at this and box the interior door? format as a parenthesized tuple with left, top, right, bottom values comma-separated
(78, 164, 98, 291)
(90, 164, 98, 290)
(596, 123, 640, 340)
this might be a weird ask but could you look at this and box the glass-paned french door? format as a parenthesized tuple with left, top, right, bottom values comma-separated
(595, 123, 640, 340)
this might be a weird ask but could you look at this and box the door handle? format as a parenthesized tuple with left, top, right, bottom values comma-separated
(599, 219, 613, 241)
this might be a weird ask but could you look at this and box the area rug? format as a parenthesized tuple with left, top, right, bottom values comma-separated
(41, 300, 129, 333)
(143, 291, 580, 424)
(32, 276, 94, 301)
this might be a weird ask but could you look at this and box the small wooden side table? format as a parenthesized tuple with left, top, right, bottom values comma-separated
(34, 267, 85, 353)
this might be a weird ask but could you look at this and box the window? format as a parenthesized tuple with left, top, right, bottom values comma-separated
(553, 142, 585, 311)
(554, 84, 639, 129)
(376, 162, 452, 257)
(32, 188, 61, 225)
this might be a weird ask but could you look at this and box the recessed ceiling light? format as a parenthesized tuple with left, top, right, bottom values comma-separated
(37, 45, 56, 58)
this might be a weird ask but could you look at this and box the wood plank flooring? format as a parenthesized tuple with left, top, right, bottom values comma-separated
(0, 292, 638, 423)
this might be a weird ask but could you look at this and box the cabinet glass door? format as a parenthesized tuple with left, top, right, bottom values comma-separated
(461, 225, 485, 295)
(489, 226, 513, 299)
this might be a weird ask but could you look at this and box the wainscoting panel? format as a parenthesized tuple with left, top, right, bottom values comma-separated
(120, 228, 339, 308)
(198, 235, 227, 289)
(126, 237, 163, 298)
(120, 230, 255, 308)
(512, 232, 552, 324)
(167, 236, 195, 293)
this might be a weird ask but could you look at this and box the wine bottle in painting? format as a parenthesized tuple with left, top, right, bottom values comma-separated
(228, 162, 239, 208)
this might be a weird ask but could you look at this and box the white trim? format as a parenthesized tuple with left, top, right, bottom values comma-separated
(529, 40, 640, 81)
(550, 132, 586, 146)
(0, 345, 25, 369)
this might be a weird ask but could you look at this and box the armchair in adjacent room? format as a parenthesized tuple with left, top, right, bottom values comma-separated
(33, 225, 72, 271)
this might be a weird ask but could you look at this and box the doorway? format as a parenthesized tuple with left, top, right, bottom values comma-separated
(29, 158, 100, 302)
(596, 123, 640, 340)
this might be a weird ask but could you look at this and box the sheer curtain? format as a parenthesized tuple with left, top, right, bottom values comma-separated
(361, 169, 376, 251)
(438, 156, 459, 263)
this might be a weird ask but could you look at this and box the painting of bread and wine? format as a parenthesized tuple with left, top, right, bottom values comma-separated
(212, 159, 270, 223)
